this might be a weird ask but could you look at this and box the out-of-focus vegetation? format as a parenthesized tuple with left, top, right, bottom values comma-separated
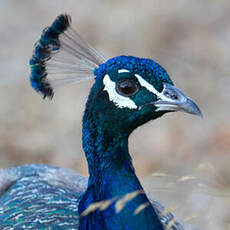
(0, 0, 229, 229)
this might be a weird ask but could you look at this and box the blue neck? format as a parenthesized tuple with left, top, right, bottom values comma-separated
(78, 102, 164, 230)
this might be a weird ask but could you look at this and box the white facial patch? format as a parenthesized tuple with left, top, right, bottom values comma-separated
(118, 69, 130, 74)
(103, 74, 137, 109)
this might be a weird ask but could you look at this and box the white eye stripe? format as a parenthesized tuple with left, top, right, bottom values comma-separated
(103, 74, 137, 109)
(135, 74, 160, 96)
(134, 74, 172, 102)
(103, 73, 173, 110)
(118, 69, 130, 74)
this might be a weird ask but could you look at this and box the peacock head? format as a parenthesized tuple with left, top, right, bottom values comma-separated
(84, 55, 202, 135)
(30, 14, 202, 136)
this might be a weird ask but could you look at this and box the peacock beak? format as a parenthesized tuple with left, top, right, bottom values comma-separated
(153, 83, 203, 118)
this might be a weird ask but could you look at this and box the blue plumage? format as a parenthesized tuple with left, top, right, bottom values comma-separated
(94, 55, 172, 82)
(0, 165, 86, 229)
(0, 14, 202, 229)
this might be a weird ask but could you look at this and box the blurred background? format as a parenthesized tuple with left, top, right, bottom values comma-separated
(0, 0, 230, 229)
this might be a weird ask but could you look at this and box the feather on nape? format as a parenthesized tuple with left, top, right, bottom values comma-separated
(30, 14, 105, 98)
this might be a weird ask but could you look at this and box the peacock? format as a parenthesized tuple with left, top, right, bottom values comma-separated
(0, 14, 202, 230)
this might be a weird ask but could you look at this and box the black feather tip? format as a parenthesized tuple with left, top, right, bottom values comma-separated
(30, 14, 71, 99)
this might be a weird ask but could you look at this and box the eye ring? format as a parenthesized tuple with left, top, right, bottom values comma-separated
(116, 78, 139, 97)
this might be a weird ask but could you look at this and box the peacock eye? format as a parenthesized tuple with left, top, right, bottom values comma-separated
(116, 79, 139, 97)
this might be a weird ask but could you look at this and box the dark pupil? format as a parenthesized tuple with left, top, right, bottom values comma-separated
(117, 79, 137, 96)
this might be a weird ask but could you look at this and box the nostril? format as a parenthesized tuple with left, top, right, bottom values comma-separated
(172, 95, 178, 100)
(164, 90, 178, 100)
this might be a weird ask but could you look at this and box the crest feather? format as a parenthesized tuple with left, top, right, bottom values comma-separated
(30, 14, 105, 98)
